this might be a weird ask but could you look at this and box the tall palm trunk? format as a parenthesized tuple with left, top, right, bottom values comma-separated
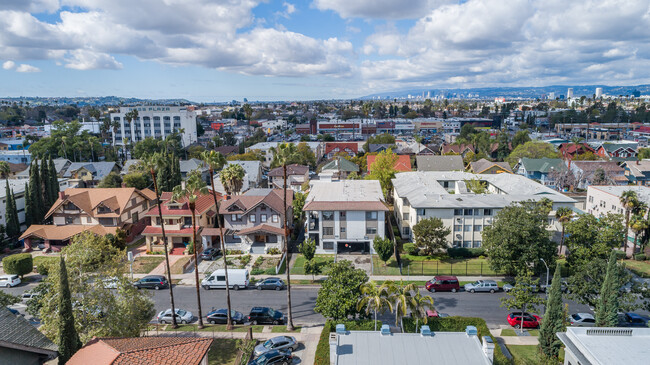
(632, 233, 638, 257)
(624, 211, 630, 250)
(208, 168, 233, 329)
(190, 202, 204, 329)
(559, 224, 565, 255)
(283, 164, 294, 331)
(151, 169, 178, 328)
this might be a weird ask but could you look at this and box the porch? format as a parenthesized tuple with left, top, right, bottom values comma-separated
(142, 226, 202, 255)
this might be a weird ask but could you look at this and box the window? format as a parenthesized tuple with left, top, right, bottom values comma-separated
(323, 227, 334, 235)
(143, 201, 148, 210)
(250, 215, 256, 223)
(454, 209, 463, 216)
(464, 225, 472, 232)
(132, 212, 138, 222)
(463, 240, 471, 248)
(65, 217, 74, 224)
(231, 214, 238, 221)
(463, 209, 473, 216)
(86, 217, 92, 223)
(474, 225, 482, 232)
(340, 211, 346, 218)
(131, 198, 137, 206)
(323, 242, 334, 250)
(184, 217, 192, 226)
(443, 181, 450, 188)
(483, 209, 492, 216)
(366, 227, 377, 235)
(453, 240, 461, 247)
(261, 214, 267, 223)
(473, 241, 482, 248)
(156, 217, 161, 225)
(402, 213, 409, 220)
(322, 211, 334, 221)
(418, 209, 425, 215)
(403, 227, 410, 236)
(454, 225, 462, 232)
(272, 214, 278, 223)
(64, 202, 78, 210)
(588, 196, 594, 202)
(260, 204, 267, 211)
(366, 211, 378, 220)
(340, 227, 346, 234)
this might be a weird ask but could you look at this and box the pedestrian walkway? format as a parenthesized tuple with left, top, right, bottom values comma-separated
(490, 325, 540, 345)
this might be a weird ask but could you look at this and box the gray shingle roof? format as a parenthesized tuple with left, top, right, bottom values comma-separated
(416, 155, 464, 171)
(321, 157, 359, 172)
(0, 306, 58, 355)
(520, 158, 566, 173)
(63, 162, 118, 179)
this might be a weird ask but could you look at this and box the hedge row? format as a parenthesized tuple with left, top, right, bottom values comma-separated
(2, 253, 33, 278)
(402, 245, 487, 258)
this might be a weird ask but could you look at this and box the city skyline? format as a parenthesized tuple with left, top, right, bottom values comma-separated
(2, 0, 650, 102)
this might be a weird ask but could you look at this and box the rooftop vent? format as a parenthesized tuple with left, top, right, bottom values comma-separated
(380, 324, 391, 336)
(420, 325, 431, 337)
(335, 324, 346, 334)
(466, 325, 478, 336)
(586, 328, 633, 336)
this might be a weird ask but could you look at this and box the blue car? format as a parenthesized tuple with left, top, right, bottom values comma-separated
(618, 312, 649, 327)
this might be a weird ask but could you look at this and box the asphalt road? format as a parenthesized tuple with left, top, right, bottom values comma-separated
(3, 283, 597, 328)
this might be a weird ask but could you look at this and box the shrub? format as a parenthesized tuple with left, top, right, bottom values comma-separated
(613, 250, 627, 260)
(315, 320, 380, 365)
(267, 248, 281, 255)
(264, 267, 276, 275)
(403, 243, 419, 256)
(634, 254, 646, 261)
(253, 256, 264, 268)
(2, 253, 33, 278)
(226, 249, 243, 255)
(251, 268, 264, 275)
(447, 247, 486, 258)
(33, 256, 57, 276)
(240, 254, 252, 267)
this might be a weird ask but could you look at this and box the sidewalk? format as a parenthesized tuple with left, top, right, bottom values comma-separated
(489, 325, 540, 345)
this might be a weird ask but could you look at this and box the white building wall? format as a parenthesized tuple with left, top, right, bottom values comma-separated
(346, 211, 366, 238)
(110, 106, 197, 147)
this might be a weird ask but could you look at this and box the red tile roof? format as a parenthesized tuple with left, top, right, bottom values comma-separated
(367, 154, 412, 172)
(325, 142, 358, 155)
(67, 336, 213, 365)
(145, 190, 222, 217)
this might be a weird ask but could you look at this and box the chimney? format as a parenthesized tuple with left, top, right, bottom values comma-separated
(329, 333, 338, 365)
(482, 336, 495, 364)
(59, 191, 66, 200)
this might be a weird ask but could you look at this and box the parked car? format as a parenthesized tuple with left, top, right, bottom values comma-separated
(21, 291, 39, 302)
(254, 336, 298, 356)
(202, 269, 249, 290)
(426, 310, 450, 318)
(248, 349, 293, 365)
(507, 312, 541, 329)
(425, 276, 460, 293)
(540, 281, 570, 293)
(502, 283, 539, 293)
(0, 274, 21, 288)
(133, 275, 168, 290)
(569, 313, 596, 327)
(206, 308, 245, 325)
(157, 308, 193, 324)
(200, 247, 221, 261)
(248, 307, 285, 325)
(464, 280, 499, 293)
(256, 277, 285, 291)
(618, 312, 650, 327)
(102, 277, 119, 289)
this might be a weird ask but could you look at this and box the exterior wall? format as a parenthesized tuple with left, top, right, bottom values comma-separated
(271, 173, 308, 191)
(0, 347, 50, 365)
(110, 106, 197, 147)
(223, 205, 284, 231)
(311, 209, 385, 254)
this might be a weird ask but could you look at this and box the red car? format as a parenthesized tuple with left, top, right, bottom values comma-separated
(507, 312, 541, 329)
(425, 276, 460, 292)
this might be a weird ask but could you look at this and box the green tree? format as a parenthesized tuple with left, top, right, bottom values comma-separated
(555, 207, 573, 255)
(0, 161, 10, 179)
(2, 253, 33, 278)
(410, 291, 435, 332)
(500, 271, 544, 330)
(595, 251, 620, 327)
(374, 236, 394, 265)
(48, 156, 59, 205)
(97, 172, 123, 188)
(122, 172, 150, 190)
(28, 160, 44, 223)
(384, 280, 417, 330)
(303, 259, 322, 281)
(512, 130, 531, 149)
(172, 169, 208, 329)
(299, 238, 316, 262)
(57, 256, 81, 365)
(538, 263, 566, 360)
(24, 182, 32, 227)
(412, 217, 451, 256)
(5, 185, 20, 239)
(365, 149, 398, 201)
(619, 190, 639, 250)
(464, 178, 488, 194)
(315, 260, 369, 320)
(0, 291, 20, 307)
(220, 163, 246, 196)
(506, 141, 561, 166)
(356, 281, 392, 331)
(482, 201, 555, 275)
(292, 191, 307, 222)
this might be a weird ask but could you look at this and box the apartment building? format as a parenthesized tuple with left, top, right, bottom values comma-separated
(245, 141, 323, 168)
(392, 171, 576, 248)
(20, 188, 156, 251)
(110, 106, 197, 147)
(143, 190, 220, 254)
(268, 164, 309, 192)
(304, 180, 388, 254)
(219, 188, 292, 254)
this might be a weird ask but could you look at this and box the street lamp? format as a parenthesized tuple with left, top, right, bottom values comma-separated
(540, 258, 549, 292)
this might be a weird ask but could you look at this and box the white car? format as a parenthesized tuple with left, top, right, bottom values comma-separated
(21, 291, 39, 302)
(569, 313, 596, 327)
(157, 308, 194, 324)
(0, 274, 21, 288)
(102, 277, 119, 289)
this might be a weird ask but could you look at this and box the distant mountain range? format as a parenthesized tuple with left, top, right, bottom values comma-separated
(0, 96, 193, 107)
(360, 85, 650, 100)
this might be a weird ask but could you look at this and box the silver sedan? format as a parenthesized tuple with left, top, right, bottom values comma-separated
(253, 336, 298, 357)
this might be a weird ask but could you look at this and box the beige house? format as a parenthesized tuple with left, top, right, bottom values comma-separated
(268, 164, 309, 192)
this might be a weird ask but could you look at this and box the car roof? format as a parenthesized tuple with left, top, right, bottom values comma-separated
(434, 275, 457, 280)
(626, 313, 646, 319)
(144, 275, 166, 279)
(576, 313, 594, 319)
(251, 307, 270, 312)
(266, 277, 281, 280)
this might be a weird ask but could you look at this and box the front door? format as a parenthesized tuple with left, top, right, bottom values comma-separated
(254, 235, 267, 243)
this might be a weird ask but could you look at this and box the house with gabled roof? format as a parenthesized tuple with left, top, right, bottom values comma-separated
(268, 164, 309, 192)
(324, 142, 358, 159)
(469, 159, 512, 174)
(440, 143, 475, 157)
(319, 157, 359, 181)
(515, 157, 566, 188)
(367, 154, 411, 173)
(622, 159, 650, 186)
(20, 187, 155, 252)
(63, 161, 121, 188)
(0, 307, 58, 364)
(143, 189, 222, 254)
(596, 142, 638, 159)
(218, 188, 293, 254)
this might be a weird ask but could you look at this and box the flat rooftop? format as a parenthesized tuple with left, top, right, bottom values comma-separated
(558, 327, 650, 365)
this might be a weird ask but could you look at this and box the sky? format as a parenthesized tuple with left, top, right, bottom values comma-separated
(1, 0, 650, 102)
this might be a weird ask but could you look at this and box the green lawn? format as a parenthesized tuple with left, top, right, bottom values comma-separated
(170, 256, 191, 275)
(372, 255, 503, 276)
(165, 324, 265, 332)
(208, 339, 238, 365)
(506, 345, 564, 364)
(624, 260, 650, 278)
(127, 236, 146, 250)
(132, 256, 165, 274)
(501, 329, 539, 336)
(271, 325, 302, 333)
(290, 254, 335, 275)
(32, 255, 58, 272)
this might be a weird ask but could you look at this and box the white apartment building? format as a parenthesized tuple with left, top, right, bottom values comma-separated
(245, 141, 323, 168)
(304, 180, 388, 254)
(393, 171, 577, 248)
(557, 327, 650, 365)
(110, 106, 197, 147)
(586, 185, 650, 242)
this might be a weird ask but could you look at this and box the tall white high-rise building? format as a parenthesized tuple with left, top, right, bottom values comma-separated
(110, 106, 197, 147)
(567, 88, 574, 99)
(548, 92, 556, 100)
(595, 87, 603, 98)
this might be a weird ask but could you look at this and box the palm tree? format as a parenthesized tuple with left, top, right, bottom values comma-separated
(177, 128, 187, 159)
(220, 164, 245, 196)
(555, 207, 573, 255)
(269, 142, 297, 331)
(410, 291, 435, 332)
(200, 150, 235, 329)
(620, 190, 639, 249)
(141, 152, 178, 328)
(172, 169, 208, 329)
(356, 281, 392, 331)
(61, 136, 68, 160)
(385, 280, 417, 331)
(0, 161, 10, 179)
(630, 214, 647, 257)
(111, 120, 120, 156)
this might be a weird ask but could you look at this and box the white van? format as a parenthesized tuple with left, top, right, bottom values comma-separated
(201, 269, 249, 290)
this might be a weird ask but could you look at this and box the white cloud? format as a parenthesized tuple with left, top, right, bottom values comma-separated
(15, 63, 40, 72)
(2, 61, 16, 70)
(313, 0, 451, 19)
(64, 50, 123, 70)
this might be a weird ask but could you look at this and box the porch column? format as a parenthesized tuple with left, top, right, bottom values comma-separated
(23, 237, 32, 252)
(201, 236, 209, 250)
(44, 239, 51, 249)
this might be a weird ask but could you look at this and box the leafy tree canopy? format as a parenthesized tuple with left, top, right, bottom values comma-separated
(315, 260, 369, 320)
(505, 141, 561, 166)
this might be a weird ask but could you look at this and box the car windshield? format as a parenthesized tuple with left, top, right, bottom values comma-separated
(263, 340, 273, 348)
(268, 309, 276, 316)
(177, 310, 186, 316)
(254, 353, 272, 364)
(473, 281, 481, 285)
(572, 314, 581, 320)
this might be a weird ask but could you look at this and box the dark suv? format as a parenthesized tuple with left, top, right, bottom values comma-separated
(248, 307, 285, 325)
(201, 247, 221, 261)
(133, 275, 169, 290)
